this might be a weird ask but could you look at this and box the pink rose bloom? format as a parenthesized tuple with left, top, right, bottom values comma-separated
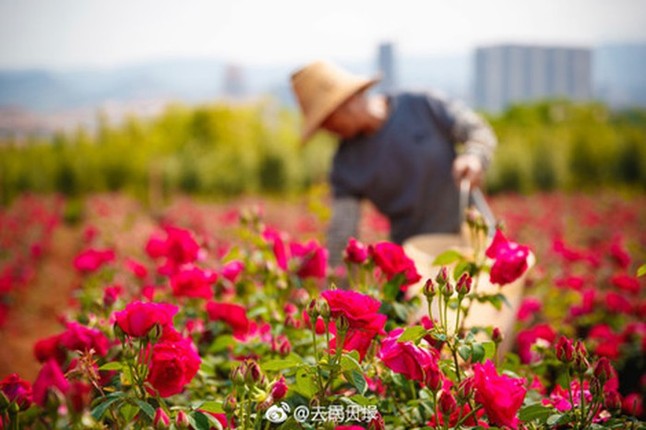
(344, 237, 369, 264)
(170, 265, 217, 299)
(290, 240, 328, 279)
(486, 229, 530, 286)
(321, 290, 386, 334)
(206, 301, 251, 339)
(516, 323, 557, 364)
(517, 297, 542, 322)
(125, 258, 149, 279)
(146, 226, 200, 274)
(114, 301, 178, 338)
(473, 360, 526, 429)
(0, 374, 33, 410)
(220, 260, 244, 283)
(146, 336, 201, 397)
(32, 359, 70, 406)
(262, 227, 288, 270)
(73, 248, 115, 273)
(378, 328, 438, 383)
(369, 242, 421, 288)
(59, 321, 110, 356)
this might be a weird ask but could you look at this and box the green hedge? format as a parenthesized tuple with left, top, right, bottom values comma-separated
(0, 99, 644, 205)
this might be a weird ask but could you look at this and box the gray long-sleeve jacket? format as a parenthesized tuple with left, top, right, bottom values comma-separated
(326, 90, 497, 267)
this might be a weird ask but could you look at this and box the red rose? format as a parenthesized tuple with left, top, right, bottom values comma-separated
(0, 373, 32, 410)
(125, 258, 148, 279)
(59, 321, 110, 356)
(114, 301, 178, 338)
(73, 248, 115, 273)
(605, 291, 633, 314)
(486, 229, 530, 286)
(146, 226, 200, 275)
(588, 324, 623, 359)
(262, 227, 288, 270)
(220, 260, 244, 283)
(370, 242, 421, 288)
(170, 265, 217, 299)
(611, 274, 641, 295)
(344, 237, 369, 264)
(517, 297, 542, 322)
(473, 360, 526, 429)
(378, 328, 438, 383)
(146, 336, 201, 397)
(32, 359, 70, 406)
(321, 289, 386, 334)
(206, 301, 251, 339)
(516, 323, 556, 364)
(290, 240, 328, 279)
(33, 333, 66, 364)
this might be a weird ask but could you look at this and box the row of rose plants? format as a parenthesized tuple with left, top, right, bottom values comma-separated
(0, 195, 63, 328)
(1, 198, 644, 430)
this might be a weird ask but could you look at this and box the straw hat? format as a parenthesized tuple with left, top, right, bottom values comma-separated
(290, 60, 380, 143)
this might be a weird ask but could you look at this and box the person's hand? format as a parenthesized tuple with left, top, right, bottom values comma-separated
(452, 153, 484, 188)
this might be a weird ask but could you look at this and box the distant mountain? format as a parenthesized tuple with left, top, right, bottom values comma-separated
(0, 43, 644, 134)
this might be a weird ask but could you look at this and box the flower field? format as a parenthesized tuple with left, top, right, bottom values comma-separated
(0, 190, 644, 429)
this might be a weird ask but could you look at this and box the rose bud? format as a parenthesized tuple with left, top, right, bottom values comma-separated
(424, 364, 443, 392)
(594, 357, 615, 385)
(231, 363, 246, 387)
(456, 273, 472, 297)
(441, 281, 454, 297)
(316, 299, 331, 321)
(306, 299, 319, 321)
(555, 336, 575, 364)
(176, 410, 190, 429)
(223, 394, 237, 414)
(336, 314, 350, 334)
(492, 327, 503, 345)
(438, 390, 457, 415)
(244, 361, 263, 385)
(435, 267, 449, 286)
(270, 376, 288, 401)
(604, 390, 623, 411)
(458, 377, 475, 400)
(573, 340, 590, 374)
(423, 278, 436, 298)
(153, 408, 170, 430)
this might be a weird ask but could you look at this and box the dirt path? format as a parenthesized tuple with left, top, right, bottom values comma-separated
(0, 225, 78, 380)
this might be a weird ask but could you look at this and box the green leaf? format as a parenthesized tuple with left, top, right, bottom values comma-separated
(261, 354, 302, 371)
(458, 345, 471, 361)
(482, 341, 496, 360)
(637, 263, 646, 277)
(188, 411, 212, 430)
(432, 249, 463, 266)
(133, 399, 155, 420)
(198, 400, 224, 414)
(453, 260, 471, 280)
(519, 403, 553, 423)
(471, 343, 485, 363)
(345, 369, 367, 395)
(120, 403, 138, 422)
(340, 354, 361, 372)
(397, 326, 427, 343)
(91, 397, 121, 420)
(294, 365, 318, 398)
(98, 361, 123, 371)
(383, 273, 405, 301)
(546, 413, 565, 426)
(208, 334, 235, 353)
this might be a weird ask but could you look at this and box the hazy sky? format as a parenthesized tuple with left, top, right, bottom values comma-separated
(1, 0, 645, 70)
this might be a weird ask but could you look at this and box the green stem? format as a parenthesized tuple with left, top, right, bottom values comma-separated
(432, 390, 440, 430)
(453, 297, 463, 337)
(311, 325, 324, 396)
(451, 346, 462, 383)
(454, 404, 483, 428)
(578, 374, 586, 430)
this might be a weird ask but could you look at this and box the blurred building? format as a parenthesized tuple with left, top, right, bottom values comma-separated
(376, 42, 397, 93)
(222, 64, 246, 99)
(474, 44, 592, 112)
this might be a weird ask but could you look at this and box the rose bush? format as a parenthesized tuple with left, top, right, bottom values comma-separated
(0, 191, 644, 429)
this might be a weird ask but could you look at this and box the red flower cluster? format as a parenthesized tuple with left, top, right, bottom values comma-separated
(473, 360, 526, 429)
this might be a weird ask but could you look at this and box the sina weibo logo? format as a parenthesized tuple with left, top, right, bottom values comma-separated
(264, 402, 291, 423)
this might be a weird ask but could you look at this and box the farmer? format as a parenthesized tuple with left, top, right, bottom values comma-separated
(290, 60, 498, 267)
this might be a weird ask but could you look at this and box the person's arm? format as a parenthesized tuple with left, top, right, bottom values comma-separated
(326, 196, 361, 268)
(426, 92, 498, 186)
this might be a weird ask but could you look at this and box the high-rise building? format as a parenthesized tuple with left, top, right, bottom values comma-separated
(376, 42, 397, 93)
(474, 44, 592, 112)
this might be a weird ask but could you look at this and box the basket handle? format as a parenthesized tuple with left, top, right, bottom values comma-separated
(459, 179, 497, 237)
